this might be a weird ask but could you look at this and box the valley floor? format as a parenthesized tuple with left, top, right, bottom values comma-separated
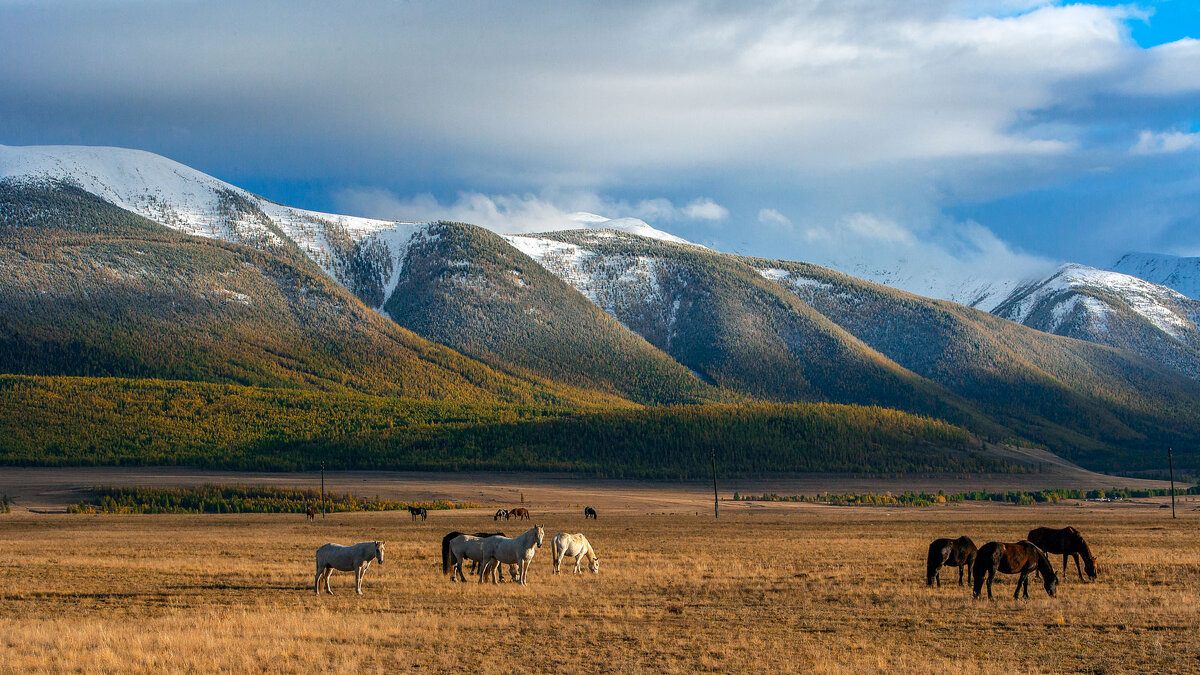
(1, 491, 1198, 672)
(0, 449, 1172, 514)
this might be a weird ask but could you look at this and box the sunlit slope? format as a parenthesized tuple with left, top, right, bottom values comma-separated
(0, 182, 617, 408)
(385, 222, 723, 405)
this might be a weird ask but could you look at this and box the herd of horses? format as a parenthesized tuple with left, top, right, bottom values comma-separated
(312, 506, 1098, 600)
(314, 506, 602, 594)
(926, 526, 1098, 599)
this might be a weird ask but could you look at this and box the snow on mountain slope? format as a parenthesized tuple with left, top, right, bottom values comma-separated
(544, 212, 701, 247)
(0, 144, 425, 308)
(991, 263, 1199, 341)
(825, 258, 1035, 312)
(503, 231, 679, 338)
(1112, 252, 1200, 300)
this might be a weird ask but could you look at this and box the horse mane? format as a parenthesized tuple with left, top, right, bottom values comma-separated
(1068, 528, 1094, 561)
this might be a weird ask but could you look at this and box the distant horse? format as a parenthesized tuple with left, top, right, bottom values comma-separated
(584, 506, 597, 519)
(510, 507, 531, 520)
(442, 531, 519, 582)
(494, 508, 510, 521)
(1027, 526, 1097, 582)
(408, 506, 427, 521)
(926, 536, 977, 587)
(551, 532, 599, 575)
(972, 540, 1057, 600)
(479, 526, 544, 585)
(314, 541, 384, 595)
(306, 506, 315, 522)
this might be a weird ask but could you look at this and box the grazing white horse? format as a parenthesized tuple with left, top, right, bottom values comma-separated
(447, 534, 511, 583)
(479, 526, 544, 585)
(551, 533, 600, 575)
(314, 541, 384, 595)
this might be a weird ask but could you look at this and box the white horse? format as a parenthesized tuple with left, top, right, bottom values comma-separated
(314, 541, 384, 595)
(551, 532, 600, 574)
(446, 534, 518, 583)
(494, 508, 509, 521)
(479, 526, 544, 585)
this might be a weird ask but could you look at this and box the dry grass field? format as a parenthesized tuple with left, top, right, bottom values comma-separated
(2, 494, 1199, 674)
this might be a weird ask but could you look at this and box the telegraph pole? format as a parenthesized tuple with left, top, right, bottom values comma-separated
(711, 447, 719, 519)
(321, 462, 326, 519)
(1168, 447, 1176, 520)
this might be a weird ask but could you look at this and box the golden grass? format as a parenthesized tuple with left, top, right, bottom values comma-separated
(1, 502, 1198, 673)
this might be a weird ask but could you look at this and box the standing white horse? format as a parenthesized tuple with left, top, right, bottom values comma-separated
(479, 526, 544, 585)
(551, 532, 600, 574)
(314, 541, 384, 595)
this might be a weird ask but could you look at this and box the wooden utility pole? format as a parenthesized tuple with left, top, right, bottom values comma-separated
(711, 447, 719, 519)
(1168, 447, 1176, 520)
(321, 462, 326, 519)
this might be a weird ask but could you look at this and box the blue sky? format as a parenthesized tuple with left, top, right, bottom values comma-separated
(2, 1, 1198, 284)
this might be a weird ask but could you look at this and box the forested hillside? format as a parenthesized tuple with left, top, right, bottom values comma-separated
(0, 375, 1006, 478)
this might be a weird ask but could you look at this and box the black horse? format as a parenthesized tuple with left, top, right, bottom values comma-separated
(584, 506, 597, 519)
(926, 535, 977, 587)
(1027, 526, 1097, 582)
(408, 506, 427, 521)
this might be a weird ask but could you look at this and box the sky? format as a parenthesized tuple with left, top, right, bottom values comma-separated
(1, 0, 1198, 291)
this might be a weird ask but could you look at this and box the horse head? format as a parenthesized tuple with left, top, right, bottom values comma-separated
(589, 554, 600, 574)
(375, 541, 385, 565)
(1040, 556, 1058, 597)
(535, 525, 545, 548)
(1084, 556, 1098, 581)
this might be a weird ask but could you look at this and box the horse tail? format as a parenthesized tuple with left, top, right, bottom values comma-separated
(442, 531, 463, 575)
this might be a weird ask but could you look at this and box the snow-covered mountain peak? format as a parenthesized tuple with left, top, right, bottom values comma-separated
(1112, 252, 1200, 300)
(518, 211, 701, 247)
(995, 262, 1197, 340)
(0, 144, 426, 309)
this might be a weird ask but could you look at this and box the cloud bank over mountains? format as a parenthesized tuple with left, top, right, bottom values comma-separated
(1, 1, 1197, 278)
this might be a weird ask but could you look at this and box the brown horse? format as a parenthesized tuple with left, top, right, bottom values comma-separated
(510, 507, 530, 520)
(305, 506, 315, 522)
(926, 536, 977, 587)
(1027, 526, 1097, 582)
(972, 540, 1058, 599)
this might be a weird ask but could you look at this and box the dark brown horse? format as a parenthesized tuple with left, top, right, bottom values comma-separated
(1027, 526, 1097, 582)
(510, 507, 530, 520)
(972, 540, 1058, 600)
(305, 506, 315, 522)
(584, 506, 597, 519)
(926, 536, 977, 587)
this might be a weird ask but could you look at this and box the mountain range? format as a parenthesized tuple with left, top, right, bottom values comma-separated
(1, 144, 1197, 477)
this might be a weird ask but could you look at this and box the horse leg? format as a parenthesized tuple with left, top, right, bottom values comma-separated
(520, 559, 528, 585)
(986, 570, 994, 600)
(315, 565, 324, 594)
(957, 564, 964, 587)
(553, 550, 563, 574)
(1073, 553, 1084, 582)
(324, 569, 334, 595)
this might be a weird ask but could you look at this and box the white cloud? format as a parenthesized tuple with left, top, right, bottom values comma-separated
(681, 198, 729, 221)
(1132, 130, 1200, 155)
(333, 187, 728, 234)
(757, 208, 792, 229)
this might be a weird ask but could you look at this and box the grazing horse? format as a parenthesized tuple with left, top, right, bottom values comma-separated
(494, 508, 509, 521)
(408, 506, 427, 521)
(305, 506, 315, 522)
(1027, 526, 1097, 582)
(442, 531, 519, 582)
(510, 507, 531, 520)
(551, 532, 599, 574)
(479, 526, 544, 585)
(926, 536, 977, 587)
(972, 541, 1057, 600)
(584, 506, 597, 520)
(314, 541, 384, 595)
